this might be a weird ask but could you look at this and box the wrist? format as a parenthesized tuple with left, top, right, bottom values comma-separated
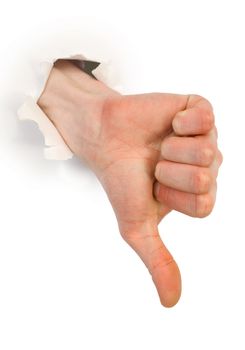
(37, 59, 119, 170)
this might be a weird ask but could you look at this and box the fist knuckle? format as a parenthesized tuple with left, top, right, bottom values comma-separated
(192, 169, 212, 193)
(195, 194, 214, 218)
(201, 109, 214, 130)
(218, 150, 224, 165)
(199, 143, 215, 166)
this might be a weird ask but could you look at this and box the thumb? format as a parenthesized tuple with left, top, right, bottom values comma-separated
(122, 224, 181, 308)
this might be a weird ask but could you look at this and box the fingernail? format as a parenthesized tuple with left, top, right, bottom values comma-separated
(172, 117, 181, 132)
(173, 111, 186, 132)
(177, 110, 187, 118)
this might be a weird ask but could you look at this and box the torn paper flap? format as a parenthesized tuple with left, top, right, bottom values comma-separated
(18, 96, 73, 160)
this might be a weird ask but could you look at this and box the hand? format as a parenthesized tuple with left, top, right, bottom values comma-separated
(37, 59, 223, 307)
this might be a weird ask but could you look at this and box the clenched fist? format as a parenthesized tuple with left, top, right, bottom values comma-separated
(37, 59, 223, 307)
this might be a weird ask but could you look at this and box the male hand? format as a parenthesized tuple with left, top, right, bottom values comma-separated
(37, 59, 223, 307)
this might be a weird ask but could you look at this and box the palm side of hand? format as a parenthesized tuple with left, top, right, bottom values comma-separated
(97, 93, 190, 237)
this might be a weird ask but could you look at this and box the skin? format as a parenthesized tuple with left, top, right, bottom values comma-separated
(37, 59, 223, 307)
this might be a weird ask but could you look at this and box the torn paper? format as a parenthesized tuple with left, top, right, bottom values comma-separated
(17, 53, 121, 160)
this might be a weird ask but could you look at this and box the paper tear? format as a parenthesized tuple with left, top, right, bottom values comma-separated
(17, 53, 120, 160)
(18, 96, 73, 160)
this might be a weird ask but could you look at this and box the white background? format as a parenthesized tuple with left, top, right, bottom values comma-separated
(0, 0, 244, 349)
